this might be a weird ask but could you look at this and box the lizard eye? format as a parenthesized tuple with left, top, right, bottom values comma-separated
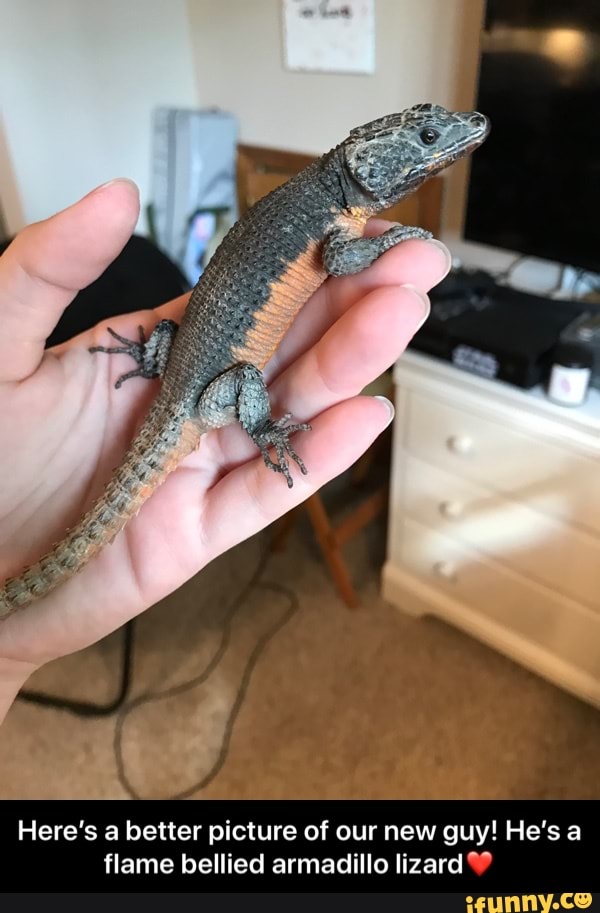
(419, 127, 439, 145)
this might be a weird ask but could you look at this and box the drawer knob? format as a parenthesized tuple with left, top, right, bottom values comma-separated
(433, 560, 457, 581)
(447, 434, 473, 455)
(439, 500, 464, 519)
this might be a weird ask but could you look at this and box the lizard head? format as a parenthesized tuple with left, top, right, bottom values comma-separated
(343, 103, 490, 207)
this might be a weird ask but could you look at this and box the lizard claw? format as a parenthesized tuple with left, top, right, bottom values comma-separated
(252, 414, 311, 488)
(89, 326, 149, 388)
(89, 320, 177, 388)
(387, 224, 433, 243)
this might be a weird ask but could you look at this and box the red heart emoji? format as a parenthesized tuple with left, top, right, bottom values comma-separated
(467, 851, 493, 875)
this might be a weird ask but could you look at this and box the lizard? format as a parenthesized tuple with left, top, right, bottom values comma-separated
(0, 103, 489, 618)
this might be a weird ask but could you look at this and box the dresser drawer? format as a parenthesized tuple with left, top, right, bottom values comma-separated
(402, 454, 600, 612)
(397, 517, 600, 682)
(404, 391, 600, 537)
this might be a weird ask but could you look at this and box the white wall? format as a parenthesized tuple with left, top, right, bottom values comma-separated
(0, 0, 573, 292)
(0, 0, 199, 235)
(185, 0, 491, 263)
(185, 0, 570, 291)
(0, 0, 487, 246)
(187, 0, 483, 156)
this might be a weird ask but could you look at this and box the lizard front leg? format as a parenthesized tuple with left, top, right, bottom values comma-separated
(323, 222, 432, 277)
(89, 318, 178, 388)
(197, 364, 310, 488)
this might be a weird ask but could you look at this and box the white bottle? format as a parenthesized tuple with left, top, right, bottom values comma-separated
(548, 342, 594, 407)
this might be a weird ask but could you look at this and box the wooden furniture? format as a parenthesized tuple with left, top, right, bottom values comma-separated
(383, 350, 600, 708)
(237, 143, 443, 232)
(236, 143, 444, 608)
(237, 144, 316, 216)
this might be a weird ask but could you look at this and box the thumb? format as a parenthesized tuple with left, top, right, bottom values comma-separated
(0, 179, 140, 383)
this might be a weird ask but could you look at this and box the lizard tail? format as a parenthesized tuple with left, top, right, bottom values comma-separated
(0, 403, 203, 620)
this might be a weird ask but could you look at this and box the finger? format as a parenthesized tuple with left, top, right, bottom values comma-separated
(209, 283, 425, 474)
(0, 179, 140, 382)
(200, 394, 393, 561)
(156, 292, 190, 324)
(67, 229, 447, 377)
(51, 291, 192, 360)
(86, 233, 448, 375)
(272, 283, 427, 416)
(264, 235, 449, 381)
(0, 396, 392, 662)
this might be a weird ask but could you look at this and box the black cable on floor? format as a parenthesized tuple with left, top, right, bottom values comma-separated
(18, 620, 135, 717)
(15, 537, 300, 798)
(113, 545, 300, 800)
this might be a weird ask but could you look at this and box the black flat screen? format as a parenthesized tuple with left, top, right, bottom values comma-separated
(464, 0, 600, 272)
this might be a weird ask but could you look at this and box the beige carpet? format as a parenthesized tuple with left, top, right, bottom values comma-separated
(1, 494, 599, 800)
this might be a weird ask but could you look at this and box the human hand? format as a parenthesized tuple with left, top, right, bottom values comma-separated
(0, 179, 450, 712)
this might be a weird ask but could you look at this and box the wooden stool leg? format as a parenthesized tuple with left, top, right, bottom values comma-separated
(304, 494, 360, 609)
(270, 508, 297, 552)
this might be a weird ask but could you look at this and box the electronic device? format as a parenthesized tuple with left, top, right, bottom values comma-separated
(464, 0, 600, 273)
(409, 269, 587, 389)
(151, 107, 237, 280)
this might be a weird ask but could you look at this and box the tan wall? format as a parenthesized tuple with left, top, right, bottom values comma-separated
(0, 0, 198, 234)
(1, 0, 487, 242)
(187, 0, 486, 235)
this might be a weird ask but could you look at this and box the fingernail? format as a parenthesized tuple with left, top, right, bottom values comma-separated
(426, 238, 452, 280)
(373, 395, 395, 427)
(89, 177, 139, 196)
(400, 283, 431, 330)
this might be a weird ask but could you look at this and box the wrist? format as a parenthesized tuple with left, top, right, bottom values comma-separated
(0, 656, 37, 724)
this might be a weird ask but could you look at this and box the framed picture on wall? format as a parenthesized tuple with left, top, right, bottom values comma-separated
(282, 0, 375, 75)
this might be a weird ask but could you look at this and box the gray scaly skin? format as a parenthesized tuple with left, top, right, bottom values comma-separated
(0, 104, 489, 618)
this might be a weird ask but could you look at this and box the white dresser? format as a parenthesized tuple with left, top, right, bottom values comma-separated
(382, 350, 600, 708)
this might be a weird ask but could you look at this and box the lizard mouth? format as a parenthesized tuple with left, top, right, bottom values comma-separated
(466, 113, 491, 149)
(444, 116, 491, 166)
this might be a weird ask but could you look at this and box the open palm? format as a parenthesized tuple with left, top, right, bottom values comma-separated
(0, 179, 449, 699)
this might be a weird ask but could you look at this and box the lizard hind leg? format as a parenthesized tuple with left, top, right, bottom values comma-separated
(89, 318, 178, 388)
(196, 364, 311, 488)
(252, 411, 311, 488)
